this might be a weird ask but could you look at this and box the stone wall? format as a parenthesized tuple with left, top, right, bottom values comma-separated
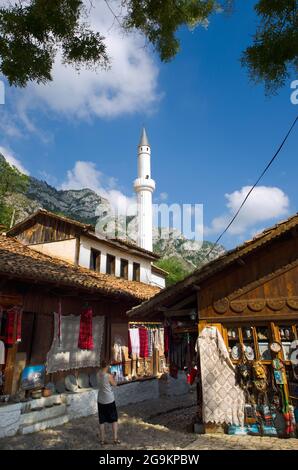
(0, 374, 189, 438)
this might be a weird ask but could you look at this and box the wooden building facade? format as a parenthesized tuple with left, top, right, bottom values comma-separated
(128, 214, 298, 435)
(0, 234, 160, 397)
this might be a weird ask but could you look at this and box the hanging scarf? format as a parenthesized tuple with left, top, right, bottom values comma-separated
(139, 327, 149, 357)
(129, 328, 140, 357)
(147, 328, 153, 357)
(128, 328, 132, 355)
(164, 325, 170, 357)
(5, 307, 16, 345)
(78, 307, 94, 350)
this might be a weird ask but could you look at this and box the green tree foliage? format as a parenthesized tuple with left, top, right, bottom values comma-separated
(242, 0, 298, 93)
(0, 155, 29, 228)
(0, 1, 296, 92)
(0, 0, 109, 86)
(123, 0, 215, 62)
(156, 256, 190, 286)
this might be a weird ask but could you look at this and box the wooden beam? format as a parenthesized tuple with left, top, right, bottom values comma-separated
(164, 309, 193, 318)
(168, 294, 197, 310)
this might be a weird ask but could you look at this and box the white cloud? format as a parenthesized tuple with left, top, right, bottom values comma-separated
(14, 1, 160, 123)
(205, 186, 290, 237)
(61, 160, 136, 215)
(159, 192, 168, 201)
(0, 146, 29, 174)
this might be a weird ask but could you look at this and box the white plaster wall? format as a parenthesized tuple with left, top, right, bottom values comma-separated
(0, 376, 190, 437)
(159, 372, 190, 398)
(0, 403, 22, 438)
(151, 272, 166, 289)
(66, 389, 98, 420)
(79, 235, 152, 284)
(115, 379, 159, 406)
(30, 238, 76, 264)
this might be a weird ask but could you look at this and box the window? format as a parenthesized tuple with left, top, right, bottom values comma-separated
(133, 262, 140, 282)
(106, 254, 116, 276)
(120, 259, 128, 279)
(90, 249, 101, 272)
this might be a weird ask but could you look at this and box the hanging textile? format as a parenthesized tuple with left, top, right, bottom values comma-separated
(158, 328, 165, 356)
(16, 307, 22, 343)
(129, 328, 140, 357)
(139, 327, 149, 357)
(5, 308, 16, 345)
(78, 307, 94, 350)
(128, 328, 132, 355)
(198, 326, 245, 426)
(0, 340, 5, 365)
(164, 325, 170, 357)
(147, 328, 153, 357)
(47, 314, 104, 373)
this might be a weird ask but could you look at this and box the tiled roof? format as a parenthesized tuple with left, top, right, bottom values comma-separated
(0, 235, 160, 302)
(128, 212, 298, 316)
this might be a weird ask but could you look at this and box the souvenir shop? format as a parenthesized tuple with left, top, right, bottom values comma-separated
(110, 321, 169, 382)
(0, 235, 159, 403)
(198, 320, 298, 437)
(127, 214, 298, 437)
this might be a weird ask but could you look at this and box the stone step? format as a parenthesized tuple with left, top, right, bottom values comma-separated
(20, 404, 67, 426)
(19, 414, 69, 435)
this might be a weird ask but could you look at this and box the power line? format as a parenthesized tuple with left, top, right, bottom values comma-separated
(205, 114, 298, 261)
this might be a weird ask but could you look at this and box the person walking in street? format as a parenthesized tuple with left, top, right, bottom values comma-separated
(97, 360, 120, 445)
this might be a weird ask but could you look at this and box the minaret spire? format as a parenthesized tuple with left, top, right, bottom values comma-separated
(134, 128, 155, 251)
(139, 127, 150, 146)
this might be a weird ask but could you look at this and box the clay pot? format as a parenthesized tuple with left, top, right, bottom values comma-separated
(31, 390, 42, 399)
(42, 388, 52, 398)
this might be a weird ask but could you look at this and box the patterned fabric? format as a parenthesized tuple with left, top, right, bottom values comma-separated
(78, 307, 94, 350)
(5, 308, 16, 345)
(47, 314, 104, 373)
(198, 326, 245, 426)
(158, 328, 165, 356)
(147, 329, 153, 357)
(139, 327, 149, 357)
(129, 328, 140, 357)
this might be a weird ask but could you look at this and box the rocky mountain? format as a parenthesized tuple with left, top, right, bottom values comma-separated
(1, 153, 225, 270)
(153, 227, 225, 271)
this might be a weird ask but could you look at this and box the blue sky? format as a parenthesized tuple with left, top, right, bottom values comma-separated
(0, 0, 297, 249)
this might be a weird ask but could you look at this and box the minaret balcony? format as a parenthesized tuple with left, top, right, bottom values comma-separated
(134, 177, 155, 192)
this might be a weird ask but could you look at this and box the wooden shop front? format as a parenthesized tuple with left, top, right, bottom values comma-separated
(128, 213, 298, 436)
(0, 234, 159, 400)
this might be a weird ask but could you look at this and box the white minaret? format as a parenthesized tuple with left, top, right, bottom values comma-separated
(133, 128, 155, 251)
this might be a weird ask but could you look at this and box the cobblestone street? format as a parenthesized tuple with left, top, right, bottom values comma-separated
(0, 392, 297, 450)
